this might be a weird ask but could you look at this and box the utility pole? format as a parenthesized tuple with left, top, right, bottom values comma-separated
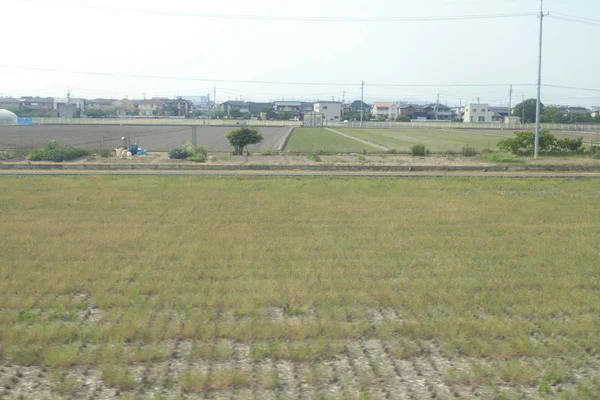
(360, 81, 365, 127)
(342, 90, 346, 103)
(213, 86, 217, 119)
(435, 92, 440, 120)
(477, 97, 480, 104)
(508, 84, 513, 124)
(534, 0, 547, 159)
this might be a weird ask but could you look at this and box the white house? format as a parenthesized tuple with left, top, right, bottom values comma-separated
(372, 102, 399, 120)
(463, 103, 494, 123)
(313, 101, 342, 122)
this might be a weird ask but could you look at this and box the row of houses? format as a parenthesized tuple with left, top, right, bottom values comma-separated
(0, 96, 196, 118)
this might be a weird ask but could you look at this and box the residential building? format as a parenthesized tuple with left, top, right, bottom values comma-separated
(219, 101, 246, 115)
(347, 100, 370, 113)
(54, 97, 86, 118)
(273, 101, 313, 118)
(245, 102, 274, 114)
(463, 103, 494, 123)
(425, 103, 452, 120)
(87, 98, 115, 111)
(163, 98, 192, 116)
(20, 97, 54, 113)
(372, 102, 398, 120)
(313, 101, 342, 122)
(113, 99, 135, 117)
(399, 104, 429, 120)
(0, 98, 23, 111)
(137, 99, 165, 116)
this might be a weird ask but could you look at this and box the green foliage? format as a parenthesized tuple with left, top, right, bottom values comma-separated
(497, 130, 555, 155)
(513, 99, 543, 123)
(226, 127, 263, 155)
(357, 154, 367, 162)
(451, 117, 463, 123)
(554, 137, 584, 153)
(183, 143, 208, 157)
(395, 115, 411, 122)
(86, 108, 115, 118)
(187, 154, 207, 163)
(229, 108, 243, 119)
(98, 149, 112, 158)
(411, 144, 430, 156)
(593, 152, 600, 159)
(27, 142, 89, 162)
(0, 149, 29, 160)
(307, 152, 322, 162)
(168, 148, 189, 160)
(101, 365, 136, 390)
(480, 152, 524, 164)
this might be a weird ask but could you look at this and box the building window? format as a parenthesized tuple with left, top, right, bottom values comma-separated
(473, 109, 477, 113)
(479, 116, 485, 122)
(323, 106, 328, 110)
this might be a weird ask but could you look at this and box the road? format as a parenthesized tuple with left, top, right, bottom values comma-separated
(1, 170, 600, 178)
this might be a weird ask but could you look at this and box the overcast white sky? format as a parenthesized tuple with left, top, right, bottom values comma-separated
(1, 0, 599, 106)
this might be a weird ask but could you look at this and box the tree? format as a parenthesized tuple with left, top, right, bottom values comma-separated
(280, 111, 291, 121)
(86, 108, 115, 118)
(261, 106, 277, 120)
(226, 127, 263, 155)
(229, 108, 242, 119)
(513, 99, 543, 123)
(395, 115, 411, 122)
(498, 130, 556, 155)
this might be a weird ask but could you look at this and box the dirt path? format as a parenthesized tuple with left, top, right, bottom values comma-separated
(325, 128, 389, 151)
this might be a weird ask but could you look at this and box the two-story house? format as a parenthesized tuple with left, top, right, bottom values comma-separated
(313, 101, 342, 122)
(372, 102, 398, 120)
(463, 103, 494, 123)
(137, 99, 165, 116)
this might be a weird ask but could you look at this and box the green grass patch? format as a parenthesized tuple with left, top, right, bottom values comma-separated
(1, 176, 600, 393)
(480, 152, 525, 164)
(337, 128, 507, 152)
(286, 128, 377, 153)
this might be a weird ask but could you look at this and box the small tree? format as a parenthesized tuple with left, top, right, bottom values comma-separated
(226, 127, 263, 155)
(498, 130, 556, 155)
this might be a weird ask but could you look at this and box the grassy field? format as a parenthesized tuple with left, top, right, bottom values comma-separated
(337, 128, 509, 153)
(286, 128, 378, 153)
(1, 176, 600, 399)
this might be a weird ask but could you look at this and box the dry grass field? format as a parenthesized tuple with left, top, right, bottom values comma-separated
(1, 177, 599, 399)
(0, 125, 290, 152)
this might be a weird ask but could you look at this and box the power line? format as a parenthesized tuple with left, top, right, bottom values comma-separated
(551, 12, 600, 24)
(550, 15, 600, 28)
(20, 2, 538, 23)
(0, 66, 537, 88)
(543, 84, 600, 93)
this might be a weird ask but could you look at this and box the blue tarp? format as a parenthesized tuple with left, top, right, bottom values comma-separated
(18, 117, 34, 125)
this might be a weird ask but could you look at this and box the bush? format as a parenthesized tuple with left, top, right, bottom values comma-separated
(169, 148, 189, 159)
(554, 137, 584, 153)
(395, 115, 411, 122)
(307, 152, 322, 162)
(27, 142, 89, 162)
(411, 144, 430, 157)
(98, 149, 112, 158)
(498, 130, 555, 155)
(183, 143, 208, 158)
(594, 152, 600, 160)
(0, 149, 29, 161)
(187, 154, 207, 163)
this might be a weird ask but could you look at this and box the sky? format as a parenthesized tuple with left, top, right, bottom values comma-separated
(1, 0, 599, 106)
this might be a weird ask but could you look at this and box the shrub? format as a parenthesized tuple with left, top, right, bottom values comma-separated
(27, 142, 89, 162)
(98, 149, 112, 158)
(0, 149, 29, 160)
(357, 154, 367, 162)
(554, 137, 584, 153)
(462, 145, 477, 157)
(187, 154, 207, 163)
(594, 152, 600, 160)
(183, 143, 208, 158)
(169, 148, 189, 159)
(307, 152, 322, 162)
(411, 144, 430, 157)
(395, 115, 411, 122)
(498, 130, 555, 155)
(226, 127, 263, 155)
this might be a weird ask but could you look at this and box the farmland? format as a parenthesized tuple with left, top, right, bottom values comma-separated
(1, 176, 599, 399)
(0, 125, 290, 152)
(286, 128, 378, 153)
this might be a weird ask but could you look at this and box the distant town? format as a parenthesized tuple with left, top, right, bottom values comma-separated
(1, 93, 599, 125)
